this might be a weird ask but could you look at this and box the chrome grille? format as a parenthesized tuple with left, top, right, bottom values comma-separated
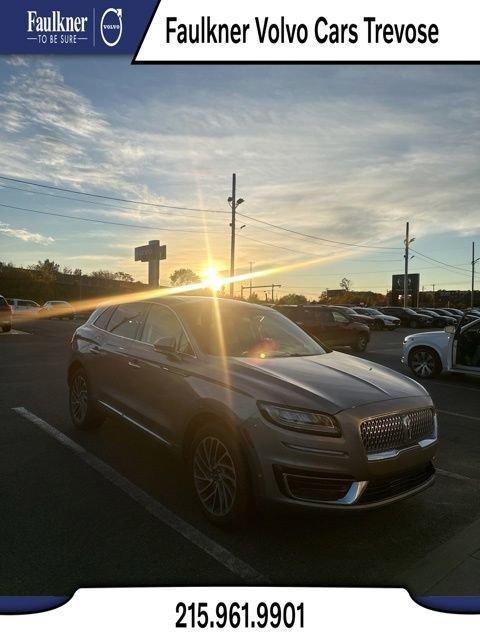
(360, 408, 435, 454)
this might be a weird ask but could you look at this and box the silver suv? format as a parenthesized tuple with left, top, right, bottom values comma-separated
(68, 297, 437, 527)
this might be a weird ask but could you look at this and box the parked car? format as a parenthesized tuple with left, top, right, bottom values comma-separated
(380, 307, 433, 329)
(440, 308, 464, 318)
(69, 297, 437, 526)
(351, 307, 401, 331)
(6, 298, 41, 315)
(275, 304, 370, 352)
(412, 308, 457, 328)
(40, 301, 75, 320)
(0, 295, 12, 332)
(424, 308, 457, 320)
(403, 313, 480, 379)
(327, 305, 376, 329)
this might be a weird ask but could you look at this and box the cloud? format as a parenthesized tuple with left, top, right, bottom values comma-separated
(0, 222, 54, 244)
(5, 56, 28, 67)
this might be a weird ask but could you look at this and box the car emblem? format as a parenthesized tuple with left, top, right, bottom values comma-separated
(402, 415, 413, 443)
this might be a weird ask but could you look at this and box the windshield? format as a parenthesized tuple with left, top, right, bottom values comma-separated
(181, 302, 327, 358)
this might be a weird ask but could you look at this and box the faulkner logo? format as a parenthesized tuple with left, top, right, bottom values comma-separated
(100, 8, 123, 47)
(26, 10, 89, 45)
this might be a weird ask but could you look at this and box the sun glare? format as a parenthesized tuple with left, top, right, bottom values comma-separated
(202, 265, 224, 292)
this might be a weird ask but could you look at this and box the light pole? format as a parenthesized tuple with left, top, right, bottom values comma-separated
(403, 222, 415, 308)
(228, 173, 244, 298)
(471, 241, 479, 308)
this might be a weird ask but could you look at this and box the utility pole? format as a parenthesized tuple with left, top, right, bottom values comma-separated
(249, 261, 254, 299)
(228, 174, 244, 298)
(229, 173, 236, 298)
(432, 283, 436, 308)
(403, 222, 415, 308)
(471, 241, 479, 308)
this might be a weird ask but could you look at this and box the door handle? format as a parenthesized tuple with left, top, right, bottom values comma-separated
(128, 360, 141, 369)
(89, 345, 101, 354)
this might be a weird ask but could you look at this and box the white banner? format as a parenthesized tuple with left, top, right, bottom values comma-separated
(134, 0, 480, 62)
(1, 588, 479, 638)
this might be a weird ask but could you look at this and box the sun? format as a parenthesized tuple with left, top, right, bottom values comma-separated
(202, 265, 224, 292)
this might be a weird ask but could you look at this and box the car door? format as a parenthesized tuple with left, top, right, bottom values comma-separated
(122, 303, 200, 445)
(96, 302, 149, 412)
(452, 317, 480, 375)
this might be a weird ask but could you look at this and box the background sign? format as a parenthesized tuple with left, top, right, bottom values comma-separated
(391, 273, 420, 304)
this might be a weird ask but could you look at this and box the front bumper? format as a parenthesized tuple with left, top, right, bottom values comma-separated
(244, 395, 437, 510)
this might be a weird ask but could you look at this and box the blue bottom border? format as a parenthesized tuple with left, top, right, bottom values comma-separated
(0, 596, 70, 615)
(414, 596, 480, 614)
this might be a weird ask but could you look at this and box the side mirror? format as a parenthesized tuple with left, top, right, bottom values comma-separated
(445, 325, 456, 334)
(153, 336, 177, 354)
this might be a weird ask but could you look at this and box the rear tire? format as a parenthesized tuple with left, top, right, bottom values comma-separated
(190, 421, 252, 528)
(1, 324, 11, 332)
(408, 347, 441, 379)
(69, 367, 104, 430)
(352, 333, 369, 352)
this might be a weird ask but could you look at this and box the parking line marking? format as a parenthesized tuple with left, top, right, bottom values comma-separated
(437, 409, 480, 422)
(13, 406, 268, 585)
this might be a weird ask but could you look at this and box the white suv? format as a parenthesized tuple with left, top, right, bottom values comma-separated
(6, 298, 41, 315)
(402, 313, 480, 378)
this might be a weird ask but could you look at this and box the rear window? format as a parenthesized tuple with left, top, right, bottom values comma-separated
(106, 303, 146, 340)
(93, 306, 116, 330)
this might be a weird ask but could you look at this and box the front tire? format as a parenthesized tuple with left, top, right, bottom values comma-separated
(410, 320, 418, 329)
(190, 422, 252, 528)
(352, 333, 369, 352)
(69, 367, 104, 430)
(409, 347, 441, 379)
(374, 319, 384, 331)
(1, 323, 11, 332)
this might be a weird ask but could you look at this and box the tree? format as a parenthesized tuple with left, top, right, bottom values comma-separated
(115, 271, 134, 282)
(170, 268, 200, 287)
(30, 258, 60, 275)
(340, 277, 352, 292)
(277, 293, 308, 305)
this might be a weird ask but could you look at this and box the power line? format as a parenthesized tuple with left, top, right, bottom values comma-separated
(0, 182, 228, 224)
(410, 249, 471, 274)
(0, 202, 228, 235)
(0, 174, 228, 214)
(237, 211, 402, 251)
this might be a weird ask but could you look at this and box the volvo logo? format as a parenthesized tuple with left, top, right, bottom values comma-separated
(401, 414, 413, 444)
(100, 8, 123, 47)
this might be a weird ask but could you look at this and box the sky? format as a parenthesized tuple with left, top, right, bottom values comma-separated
(0, 58, 478, 298)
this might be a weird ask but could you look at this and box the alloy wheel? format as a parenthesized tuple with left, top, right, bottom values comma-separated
(193, 436, 237, 516)
(411, 350, 436, 377)
(70, 373, 88, 423)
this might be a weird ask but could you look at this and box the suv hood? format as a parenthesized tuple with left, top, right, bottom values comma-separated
(234, 351, 428, 414)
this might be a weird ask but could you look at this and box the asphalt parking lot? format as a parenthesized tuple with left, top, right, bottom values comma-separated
(1, 318, 480, 597)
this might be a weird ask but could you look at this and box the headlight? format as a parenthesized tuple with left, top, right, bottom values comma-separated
(258, 402, 340, 436)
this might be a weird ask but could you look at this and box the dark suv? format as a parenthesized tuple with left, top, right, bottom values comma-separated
(275, 305, 370, 352)
(380, 307, 433, 329)
(69, 297, 437, 527)
(0, 296, 12, 332)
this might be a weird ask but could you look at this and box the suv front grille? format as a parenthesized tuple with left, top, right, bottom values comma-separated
(360, 408, 435, 455)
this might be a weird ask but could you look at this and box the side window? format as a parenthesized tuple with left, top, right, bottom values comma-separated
(106, 303, 146, 340)
(93, 306, 116, 330)
(142, 305, 194, 355)
(332, 311, 349, 324)
(316, 309, 333, 324)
